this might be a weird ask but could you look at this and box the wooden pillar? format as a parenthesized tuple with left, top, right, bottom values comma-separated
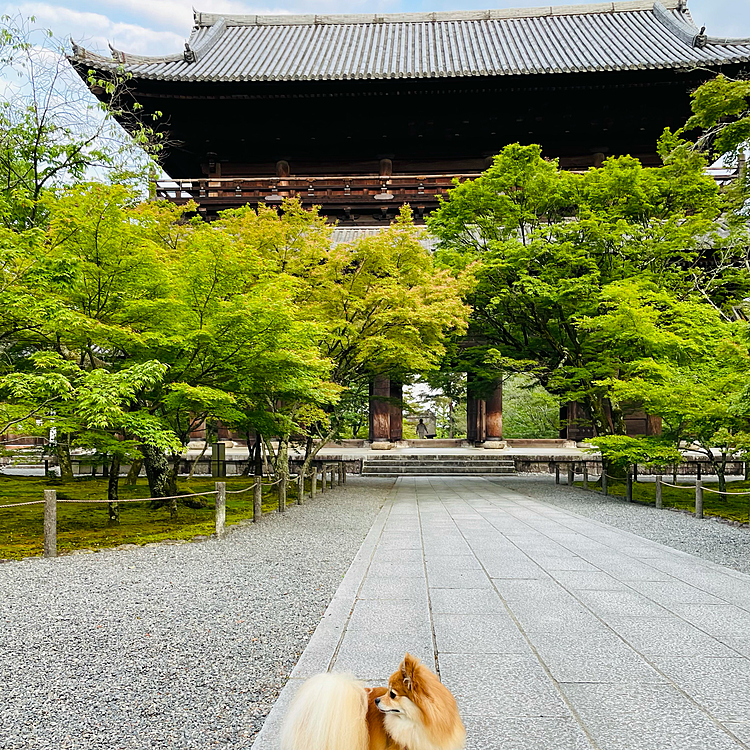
(389, 380, 403, 442)
(466, 372, 479, 443)
(253, 477, 262, 523)
(44, 489, 57, 558)
(466, 394, 478, 443)
(369, 375, 391, 442)
(215, 482, 226, 539)
(646, 414, 662, 436)
(485, 381, 503, 441)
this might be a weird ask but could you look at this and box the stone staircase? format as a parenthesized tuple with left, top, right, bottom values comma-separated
(361, 453, 516, 476)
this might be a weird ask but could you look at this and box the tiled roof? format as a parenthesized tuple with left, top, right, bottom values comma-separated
(69, 1, 750, 83)
(330, 226, 438, 249)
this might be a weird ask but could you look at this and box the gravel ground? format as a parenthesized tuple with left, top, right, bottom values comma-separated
(0, 477, 393, 750)
(500, 475, 750, 575)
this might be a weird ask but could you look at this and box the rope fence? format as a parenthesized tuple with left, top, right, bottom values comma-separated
(551, 458, 750, 523)
(0, 461, 347, 559)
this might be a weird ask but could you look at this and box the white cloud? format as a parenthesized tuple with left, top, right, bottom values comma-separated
(5, 3, 186, 55)
(92, 0, 292, 33)
(689, 0, 750, 40)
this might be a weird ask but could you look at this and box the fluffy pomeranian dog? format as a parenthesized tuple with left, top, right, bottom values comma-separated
(280, 653, 465, 750)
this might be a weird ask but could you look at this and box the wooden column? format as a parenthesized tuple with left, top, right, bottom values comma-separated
(369, 375, 391, 442)
(646, 414, 662, 436)
(485, 381, 503, 441)
(389, 380, 403, 442)
(466, 372, 488, 444)
(466, 394, 479, 443)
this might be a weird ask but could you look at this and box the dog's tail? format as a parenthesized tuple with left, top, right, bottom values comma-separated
(280, 672, 369, 750)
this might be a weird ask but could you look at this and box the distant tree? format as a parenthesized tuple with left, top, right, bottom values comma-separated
(585, 279, 750, 491)
(412, 372, 467, 438)
(501, 374, 559, 439)
(218, 202, 472, 477)
(429, 141, 732, 436)
(0, 13, 163, 229)
(682, 74, 750, 165)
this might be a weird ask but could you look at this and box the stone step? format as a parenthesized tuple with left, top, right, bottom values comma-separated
(362, 464, 515, 476)
(363, 461, 514, 469)
(366, 455, 514, 462)
(362, 453, 516, 476)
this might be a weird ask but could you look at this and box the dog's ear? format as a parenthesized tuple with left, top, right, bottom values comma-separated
(400, 653, 419, 691)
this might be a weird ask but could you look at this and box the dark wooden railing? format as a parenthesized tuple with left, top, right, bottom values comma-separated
(153, 167, 738, 220)
(152, 173, 479, 217)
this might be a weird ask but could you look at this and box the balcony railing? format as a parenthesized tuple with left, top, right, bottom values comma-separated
(153, 167, 739, 219)
(153, 173, 479, 210)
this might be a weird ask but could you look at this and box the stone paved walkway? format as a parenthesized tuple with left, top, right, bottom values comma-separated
(252, 477, 750, 750)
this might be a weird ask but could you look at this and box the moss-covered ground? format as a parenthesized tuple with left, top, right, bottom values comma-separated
(575, 477, 750, 524)
(0, 474, 306, 560)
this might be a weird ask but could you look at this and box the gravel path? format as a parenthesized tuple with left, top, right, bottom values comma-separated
(0, 477, 393, 750)
(499, 475, 750, 575)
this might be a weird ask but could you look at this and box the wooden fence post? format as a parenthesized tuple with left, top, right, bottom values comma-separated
(336, 462, 342, 486)
(253, 476, 262, 523)
(582, 464, 589, 490)
(215, 481, 226, 539)
(567, 464, 574, 486)
(311, 467, 318, 499)
(695, 480, 703, 519)
(626, 469, 633, 502)
(278, 475, 287, 513)
(341, 462, 347, 485)
(555, 464, 560, 484)
(655, 475, 662, 509)
(320, 464, 326, 493)
(43, 489, 57, 559)
(602, 469, 608, 496)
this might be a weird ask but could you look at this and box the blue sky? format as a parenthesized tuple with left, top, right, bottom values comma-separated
(3, 0, 749, 57)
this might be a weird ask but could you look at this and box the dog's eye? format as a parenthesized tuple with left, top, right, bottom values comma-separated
(389, 690, 396, 699)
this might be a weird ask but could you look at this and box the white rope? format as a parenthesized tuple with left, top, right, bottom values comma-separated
(225, 483, 256, 495)
(0, 500, 45, 508)
(701, 486, 750, 496)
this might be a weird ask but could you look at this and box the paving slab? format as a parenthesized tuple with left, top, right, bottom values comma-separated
(252, 477, 750, 750)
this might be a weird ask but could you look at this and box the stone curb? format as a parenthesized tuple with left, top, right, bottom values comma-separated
(250, 494, 394, 750)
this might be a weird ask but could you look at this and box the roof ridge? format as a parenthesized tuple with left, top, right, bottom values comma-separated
(193, 1, 679, 28)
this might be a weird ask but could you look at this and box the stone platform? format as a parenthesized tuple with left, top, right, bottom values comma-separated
(252, 476, 750, 750)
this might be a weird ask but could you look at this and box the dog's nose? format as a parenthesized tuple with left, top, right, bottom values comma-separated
(375, 697, 380, 705)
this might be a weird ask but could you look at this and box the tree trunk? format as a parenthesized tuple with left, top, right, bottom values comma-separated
(108, 454, 120, 523)
(241, 431, 253, 476)
(449, 399, 455, 439)
(254, 434, 263, 478)
(140, 444, 178, 515)
(188, 439, 210, 480)
(277, 435, 290, 509)
(262, 439, 271, 476)
(297, 430, 335, 487)
(609, 401, 627, 436)
(716, 463, 727, 494)
(125, 459, 142, 486)
(56, 440, 74, 482)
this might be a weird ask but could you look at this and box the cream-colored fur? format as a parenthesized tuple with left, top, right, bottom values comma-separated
(280, 672, 368, 750)
(383, 696, 466, 750)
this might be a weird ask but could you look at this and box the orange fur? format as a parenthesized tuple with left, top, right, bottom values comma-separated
(282, 655, 464, 750)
